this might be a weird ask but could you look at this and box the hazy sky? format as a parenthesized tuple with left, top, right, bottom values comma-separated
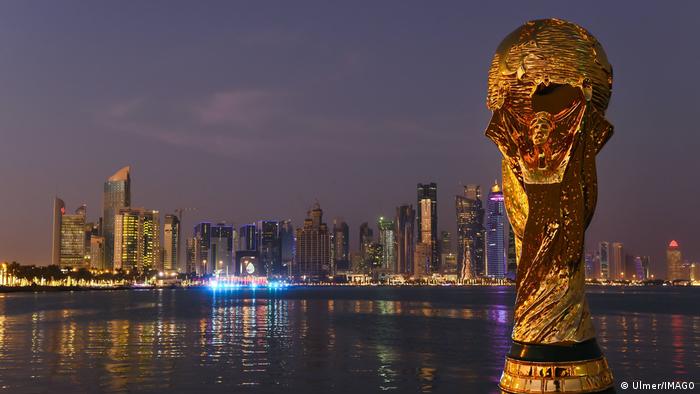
(1, 1, 698, 275)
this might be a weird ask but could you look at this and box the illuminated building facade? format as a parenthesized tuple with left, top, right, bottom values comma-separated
(417, 183, 438, 272)
(414, 242, 431, 278)
(238, 224, 257, 251)
(294, 203, 330, 280)
(359, 222, 374, 257)
(485, 182, 507, 279)
(211, 223, 234, 275)
(395, 204, 415, 276)
(163, 214, 179, 272)
(114, 208, 160, 271)
(90, 236, 105, 270)
(666, 240, 684, 280)
(440, 231, 457, 275)
(52, 198, 88, 269)
(103, 166, 131, 270)
(456, 184, 485, 278)
(598, 241, 610, 280)
(610, 242, 624, 280)
(378, 217, 396, 272)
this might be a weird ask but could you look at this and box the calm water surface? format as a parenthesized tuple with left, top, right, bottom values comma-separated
(0, 286, 697, 393)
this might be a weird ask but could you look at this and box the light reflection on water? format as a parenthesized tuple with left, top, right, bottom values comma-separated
(0, 287, 696, 393)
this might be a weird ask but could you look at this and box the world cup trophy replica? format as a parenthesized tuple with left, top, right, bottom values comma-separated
(485, 19, 615, 393)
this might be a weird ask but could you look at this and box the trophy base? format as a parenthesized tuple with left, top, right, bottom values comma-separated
(499, 339, 614, 393)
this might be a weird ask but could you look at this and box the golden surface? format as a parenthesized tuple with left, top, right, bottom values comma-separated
(485, 18, 613, 345)
(500, 357, 614, 393)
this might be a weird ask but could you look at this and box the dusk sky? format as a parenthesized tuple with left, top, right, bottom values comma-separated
(0, 1, 697, 275)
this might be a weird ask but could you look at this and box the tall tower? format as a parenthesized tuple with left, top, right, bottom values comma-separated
(51, 197, 66, 266)
(598, 241, 610, 279)
(193, 222, 212, 275)
(377, 217, 396, 272)
(456, 184, 486, 277)
(163, 214, 180, 272)
(610, 242, 624, 280)
(211, 223, 234, 275)
(258, 220, 281, 276)
(103, 166, 131, 269)
(485, 181, 507, 279)
(332, 219, 350, 273)
(417, 183, 438, 272)
(395, 205, 415, 276)
(666, 240, 683, 280)
(294, 203, 330, 280)
(279, 220, 295, 276)
(359, 222, 374, 256)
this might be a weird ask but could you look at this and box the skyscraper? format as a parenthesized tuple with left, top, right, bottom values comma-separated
(294, 203, 330, 280)
(359, 222, 373, 256)
(279, 220, 295, 276)
(610, 242, 624, 280)
(417, 183, 438, 273)
(51, 198, 88, 269)
(163, 214, 180, 272)
(598, 241, 610, 280)
(258, 220, 281, 276)
(455, 184, 485, 278)
(666, 240, 683, 280)
(485, 182, 507, 279)
(211, 223, 234, 275)
(113, 207, 159, 271)
(332, 219, 350, 273)
(89, 235, 105, 270)
(395, 205, 415, 276)
(378, 217, 396, 272)
(103, 166, 131, 269)
(193, 222, 211, 275)
(238, 224, 257, 251)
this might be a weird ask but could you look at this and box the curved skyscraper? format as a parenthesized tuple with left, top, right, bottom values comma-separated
(103, 166, 131, 269)
(485, 181, 507, 279)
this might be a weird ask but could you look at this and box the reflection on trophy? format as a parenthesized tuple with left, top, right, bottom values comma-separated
(484, 19, 615, 393)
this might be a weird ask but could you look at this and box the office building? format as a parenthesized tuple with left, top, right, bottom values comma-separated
(294, 203, 330, 279)
(103, 166, 131, 269)
(456, 184, 485, 278)
(417, 183, 438, 272)
(258, 220, 281, 276)
(279, 220, 295, 276)
(598, 241, 610, 280)
(395, 205, 415, 276)
(163, 214, 179, 272)
(51, 198, 88, 269)
(485, 182, 507, 279)
(610, 242, 624, 280)
(332, 219, 350, 273)
(666, 240, 684, 280)
(113, 207, 160, 271)
(378, 217, 396, 272)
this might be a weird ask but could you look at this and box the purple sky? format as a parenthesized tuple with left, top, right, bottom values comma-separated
(0, 1, 697, 276)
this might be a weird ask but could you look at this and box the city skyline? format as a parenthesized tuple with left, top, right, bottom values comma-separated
(1, 2, 698, 275)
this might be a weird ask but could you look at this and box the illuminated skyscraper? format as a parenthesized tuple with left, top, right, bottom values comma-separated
(395, 205, 415, 276)
(332, 219, 350, 273)
(185, 237, 196, 274)
(378, 217, 396, 272)
(103, 166, 131, 269)
(163, 214, 179, 272)
(238, 224, 257, 251)
(193, 222, 211, 275)
(485, 182, 507, 279)
(89, 236, 105, 270)
(610, 242, 624, 280)
(598, 241, 610, 280)
(258, 220, 281, 276)
(666, 240, 684, 280)
(294, 203, 330, 280)
(211, 223, 234, 275)
(417, 183, 438, 272)
(52, 198, 88, 269)
(455, 184, 485, 278)
(114, 208, 159, 271)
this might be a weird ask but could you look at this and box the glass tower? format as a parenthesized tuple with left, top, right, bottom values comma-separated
(486, 182, 507, 279)
(417, 183, 438, 273)
(103, 166, 131, 269)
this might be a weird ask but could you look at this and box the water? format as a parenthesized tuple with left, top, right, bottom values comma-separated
(0, 286, 697, 393)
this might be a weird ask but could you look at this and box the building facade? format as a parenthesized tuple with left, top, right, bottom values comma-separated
(258, 220, 281, 276)
(163, 214, 179, 272)
(332, 219, 350, 273)
(294, 203, 330, 280)
(666, 240, 684, 280)
(52, 198, 88, 269)
(610, 242, 624, 280)
(377, 217, 396, 272)
(113, 207, 160, 271)
(417, 183, 438, 273)
(455, 184, 485, 278)
(103, 166, 131, 270)
(485, 182, 507, 279)
(395, 205, 415, 276)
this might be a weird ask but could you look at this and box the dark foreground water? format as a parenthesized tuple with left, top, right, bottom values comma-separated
(0, 286, 697, 393)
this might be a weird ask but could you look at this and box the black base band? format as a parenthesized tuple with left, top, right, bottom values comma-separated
(507, 338, 604, 362)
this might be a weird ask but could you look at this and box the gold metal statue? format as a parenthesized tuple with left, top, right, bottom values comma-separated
(485, 19, 615, 393)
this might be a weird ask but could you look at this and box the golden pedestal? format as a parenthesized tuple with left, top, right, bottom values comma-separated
(498, 340, 614, 393)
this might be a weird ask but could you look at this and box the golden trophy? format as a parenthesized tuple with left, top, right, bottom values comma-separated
(485, 19, 615, 393)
